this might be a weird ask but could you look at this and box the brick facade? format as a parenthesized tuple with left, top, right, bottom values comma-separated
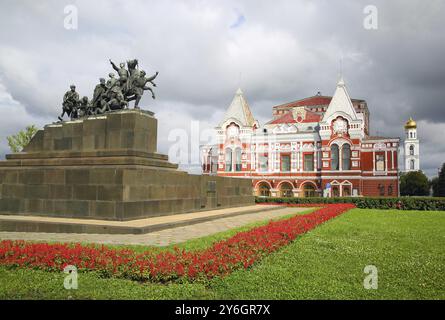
(202, 79, 400, 198)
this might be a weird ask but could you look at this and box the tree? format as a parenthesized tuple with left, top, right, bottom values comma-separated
(436, 163, 445, 197)
(7, 125, 38, 153)
(431, 177, 439, 197)
(400, 171, 430, 196)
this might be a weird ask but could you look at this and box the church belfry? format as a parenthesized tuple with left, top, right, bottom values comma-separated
(404, 117, 420, 172)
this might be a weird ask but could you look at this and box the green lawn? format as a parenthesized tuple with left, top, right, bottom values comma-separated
(1, 209, 444, 300)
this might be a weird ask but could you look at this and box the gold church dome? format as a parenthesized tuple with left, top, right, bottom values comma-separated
(405, 117, 417, 129)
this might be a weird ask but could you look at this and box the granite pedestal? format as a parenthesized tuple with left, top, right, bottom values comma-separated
(0, 110, 254, 222)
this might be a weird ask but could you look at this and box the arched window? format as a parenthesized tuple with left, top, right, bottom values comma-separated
(409, 145, 414, 155)
(234, 148, 242, 171)
(302, 184, 316, 198)
(280, 182, 293, 197)
(410, 159, 415, 170)
(225, 148, 232, 172)
(342, 144, 351, 170)
(257, 182, 271, 197)
(331, 144, 339, 171)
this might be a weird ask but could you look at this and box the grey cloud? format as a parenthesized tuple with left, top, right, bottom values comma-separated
(0, 0, 444, 177)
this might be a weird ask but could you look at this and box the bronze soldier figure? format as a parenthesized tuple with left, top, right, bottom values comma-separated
(92, 78, 107, 111)
(106, 73, 118, 91)
(127, 70, 158, 109)
(58, 58, 159, 121)
(59, 84, 79, 121)
(110, 59, 129, 91)
(96, 93, 111, 114)
(78, 96, 91, 117)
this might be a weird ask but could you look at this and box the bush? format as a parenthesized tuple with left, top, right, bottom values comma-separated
(255, 196, 445, 211)
(400, 171, 430, 196)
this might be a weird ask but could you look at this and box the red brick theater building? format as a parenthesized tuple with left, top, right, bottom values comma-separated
(201, 78, 400, 198)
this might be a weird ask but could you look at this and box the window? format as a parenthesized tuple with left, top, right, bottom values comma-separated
(281, 155, 291, 172)
(410, 159, 415, 170)
(342, 144, 351, 170)
(304, 154, 314, 171)
(331, 144, 339, 171)
(332, 185, 340, 197)
(388, 185, 393, 196)
(258, 183, 271, 197)
(225, 148, 232, 172)
(409, 145, 414, 156)
(303, 184, 316, 197)
(234, 148, 242, 171)
(376, 154, 385, 171)
(280, 182, 293, 197)
(259, 154, 268, 172)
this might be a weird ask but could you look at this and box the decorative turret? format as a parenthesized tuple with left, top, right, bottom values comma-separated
(404, 116, 420, 172)
(321, 77, 359, 122)
(220, 88, 257, 128)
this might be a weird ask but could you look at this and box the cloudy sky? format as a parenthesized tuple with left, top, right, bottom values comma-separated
(0, 0, 444, 177)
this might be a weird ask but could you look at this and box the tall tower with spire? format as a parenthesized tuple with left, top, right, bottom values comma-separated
(404, 117, 420, 172)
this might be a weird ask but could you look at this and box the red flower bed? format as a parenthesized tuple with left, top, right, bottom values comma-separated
(0, 204, 355, 282)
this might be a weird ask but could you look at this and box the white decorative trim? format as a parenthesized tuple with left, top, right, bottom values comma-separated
(254, 180, 273, 189)
(276, 180, 295, 188)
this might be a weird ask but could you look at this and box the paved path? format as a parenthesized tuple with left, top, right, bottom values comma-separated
(0, 205, 280, 230)
(0, 207, 308, 247)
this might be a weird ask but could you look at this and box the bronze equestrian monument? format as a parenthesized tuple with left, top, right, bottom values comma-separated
(0, 59, 254, 234)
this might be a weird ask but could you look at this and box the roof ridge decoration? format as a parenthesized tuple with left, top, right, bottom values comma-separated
(292, 106, 307, 123)
(266, 107, 321, 125)
(220, 88, 256, 127)
(322, 77, 358, 122)
(273, 95, 333, 109)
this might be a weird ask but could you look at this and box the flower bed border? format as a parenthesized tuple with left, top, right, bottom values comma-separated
(0, 204, 355, 283)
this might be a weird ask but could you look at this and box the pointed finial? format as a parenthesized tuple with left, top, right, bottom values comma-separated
(238, 71, 243, 89)
(340, 56, 343, 77)
(337, 54, 348, 86)
(337, 76, 345, 87)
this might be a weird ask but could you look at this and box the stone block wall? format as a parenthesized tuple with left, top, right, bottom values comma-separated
(23, 110, 158, 153)
(0, 110, 254, 221)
